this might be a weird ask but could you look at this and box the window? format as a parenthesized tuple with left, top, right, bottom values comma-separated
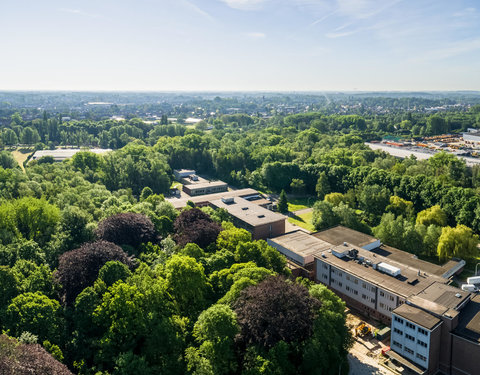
(393, 328, 403, 336)
(390, 295, 395, 301)
(393, 341, 402, 349)
(323, 274, 328, 280)
(338, 272, 343, 277)
(394, 316, 404, 324)
(418, 328, 428, 336)
(406, 322, 416, 330)
(405, 334, 414, 341)
(362, 294, 367, 300)
(323, 264, 328, 270)
(331, 278, 336, 285)
(338, 282, 343, 287)
(416, 353, 427, 362)
(380, 302, 385, 309)
(354, 279, 358, 285)
(346, 286, 350, 291)
(353, 290, 358, 295)
(380, 291, 385, 297)
(346, 275, 350, 281)
(362, 282, 367, 289)
(417, 339, 427, 348)
(405, 347, 414, 355)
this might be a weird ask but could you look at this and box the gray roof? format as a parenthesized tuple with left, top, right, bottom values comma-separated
(410, 282, 470, 316)
(393, 303, 441, 330)
(210, 197, 285, 227)
(32, 148, 111, 160)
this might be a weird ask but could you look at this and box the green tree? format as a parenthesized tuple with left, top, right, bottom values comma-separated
(277, 190, 288, 214)
(416, 205, 447, 227)
(312, 201, 340, 230)
(437, 225, 479, 261)
(386, 195, 415, 220)
(186, 304, 240, 375)
(216, 227, 252, 252)
(6, 292, 64, 344)
(315, 172, 330, 199)
(165, 255, 209, 318)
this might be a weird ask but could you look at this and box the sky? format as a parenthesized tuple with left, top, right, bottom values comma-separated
(0, 0, 479, 91)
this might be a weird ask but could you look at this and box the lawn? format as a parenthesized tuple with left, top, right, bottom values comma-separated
(287, 196, 317, 212)
(288, 211, 315, 232)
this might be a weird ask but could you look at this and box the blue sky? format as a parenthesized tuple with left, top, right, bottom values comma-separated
(1, 0, 479, 91)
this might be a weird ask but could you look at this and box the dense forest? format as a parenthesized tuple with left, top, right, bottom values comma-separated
(1, 96, 480, 374)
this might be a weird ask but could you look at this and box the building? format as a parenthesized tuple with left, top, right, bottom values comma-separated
(210, 197, 285, 240)
(463, 130, 480, 144)
(173, 169, 196, 181)
(166, 188, 260, 209)
(31, 148, 112, 162)
(267, 225, 479, 375)
(182, 180, 228, 196)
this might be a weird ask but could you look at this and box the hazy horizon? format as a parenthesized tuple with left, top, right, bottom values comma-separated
(1, 0, 479, 91)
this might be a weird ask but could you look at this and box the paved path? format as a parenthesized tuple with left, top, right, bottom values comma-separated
(293, 207, 313, 215)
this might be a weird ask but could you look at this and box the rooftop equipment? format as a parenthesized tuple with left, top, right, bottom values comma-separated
(377, 262, 401, 277)
(221, 197, 235, 204)
(461, 284, 478, 293)
(467, 276, 480, 285)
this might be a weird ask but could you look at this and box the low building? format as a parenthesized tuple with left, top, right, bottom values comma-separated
(463, 130, 480, 144)
(166, 188, 260, 209)
(31, 148, 111, 162)
(182, 180, 228, 196)
(173, 169, 196, 181)
(210, 197, 285, 240)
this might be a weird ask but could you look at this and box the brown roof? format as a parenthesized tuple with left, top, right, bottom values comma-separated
(166, 188, 259, 209)
(315, 243, 446, 298)
(370, 245, 460, 277)
(312, 225, 378, 248)
(454, 295, 480, 343)
(210, 197, 285, 227)
(269, 230, 332, 259)
(409, 283, 470, 315)
(393, 303, 442, 330)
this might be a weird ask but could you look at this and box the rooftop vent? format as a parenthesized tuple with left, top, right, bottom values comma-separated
(241, 207, 249, 210)
(455, 293, 462, 298)
(257, 214, 265, 218)
(221, 197, 235, 204)
(343, 242, 348, 246)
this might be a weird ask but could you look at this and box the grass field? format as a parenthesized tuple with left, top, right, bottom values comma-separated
(287, 196, 316, 212)
(10, 149, 33, 173)
(288, 211, 315, 232)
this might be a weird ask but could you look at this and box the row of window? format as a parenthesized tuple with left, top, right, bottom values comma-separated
(379, 302, 393, 312)
(394, 315, 429, 336)
(416, 353, 427, 362)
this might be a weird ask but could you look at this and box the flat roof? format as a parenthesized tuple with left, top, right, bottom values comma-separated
(32, 148, 111, 160)
(370, 244, 461, 278)
(315, 242, 446, 298)
(210, 197, 285, 227)
(166, 188, 259, 209)
(312, 225, 378, 248)
(269, 230, 332, 259)
(184, 180, 228, 189)
(454, 295, 480, 343)
(393, 303, 441, 330)
(410, 282, 470, 316)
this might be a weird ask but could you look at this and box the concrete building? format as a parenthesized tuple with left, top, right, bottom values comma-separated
(267, 225, 480, 375)
(462, 130, 480, 144)
(182, 180, 228, 196)
(210, 197, 285, 240)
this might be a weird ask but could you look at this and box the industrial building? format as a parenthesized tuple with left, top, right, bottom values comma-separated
(173, 169, 196, 181)
(210, 197, 285, 240)
(268, 226, 480, 375)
